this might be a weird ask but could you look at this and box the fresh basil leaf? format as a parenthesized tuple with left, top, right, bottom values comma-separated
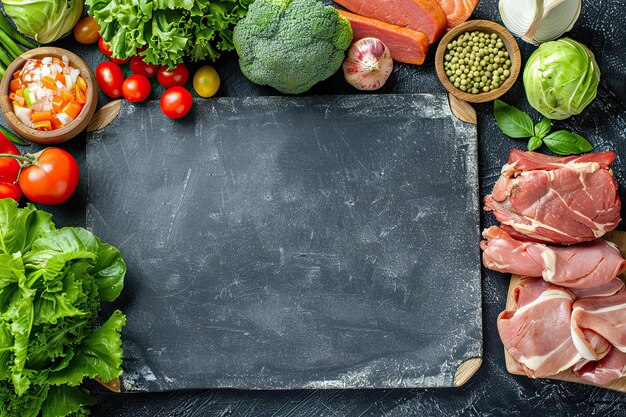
(493, 99, 535, 138)
(528, 136, 543, 151)
(534, 118, 552, 139)
(543, 130, 593, 155)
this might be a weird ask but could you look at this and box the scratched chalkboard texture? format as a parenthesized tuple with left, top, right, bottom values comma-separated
(86, 95, 481, 391)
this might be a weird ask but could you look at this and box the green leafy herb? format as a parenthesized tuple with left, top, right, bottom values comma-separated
(528, 136, 543, 151)
(493, 99, 593, 156)
(543, 130, 593, 155)
(493, 99, 535, 138)
(0, 200, 126, 417)
(86, 0, 254, 68)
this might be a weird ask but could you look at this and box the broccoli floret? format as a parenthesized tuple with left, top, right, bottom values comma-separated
(233, 0, 353, 94)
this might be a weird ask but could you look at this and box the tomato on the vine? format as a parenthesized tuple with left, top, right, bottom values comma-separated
(98, 38, 130, 64)
(74, 16, 101, 45)
(96, 61, 124, 98)
(130, 56, 159, 78)
(0, 183, 21, 201)
(157, 64, 189, 88)
(18, 148, 79, 205)
(122, 74, 151, 102)
(160, 87, 193, 119)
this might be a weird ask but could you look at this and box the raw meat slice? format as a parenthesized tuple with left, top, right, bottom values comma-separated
(572, 292, 626, 352)
(573, 347, 626, 385)
(484, 151, 621, 244)
(337, 11, 430, 65)
(571, 326, 611, 362)
(435, 0, 479, 28)
(497, 278, 581, 378)
(570, 278, 625, 299)
(481, 226, 626, 289)
(334, 0, 447, 43)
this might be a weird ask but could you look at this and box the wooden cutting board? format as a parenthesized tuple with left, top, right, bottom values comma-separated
(86, 94, 482, 392)
(505, 230, 626, 392)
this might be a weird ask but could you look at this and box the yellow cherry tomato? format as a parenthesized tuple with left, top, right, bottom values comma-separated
(193, 65, 220, 98)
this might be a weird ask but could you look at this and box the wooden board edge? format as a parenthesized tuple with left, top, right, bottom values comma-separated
(453, 358, 482, 387)
(97, 377, 121, 393)
(503, 230, 626, 392)
(448, 93, 477, 125)
(87, 99, 122, 133)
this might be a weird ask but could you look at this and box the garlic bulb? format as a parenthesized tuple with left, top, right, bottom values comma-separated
(499, 0, 581, 44)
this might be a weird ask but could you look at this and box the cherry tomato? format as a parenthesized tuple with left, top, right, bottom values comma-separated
(98, 38, 130, 64)
(193, 65, 220, 98)
(130, 56, 159, 78)
(19, 148, 79, 205)
(160, 87, 193, 119)
(95, 61, 124, 98)
(157, 64, 189, 88)
(122, 74, 151, 102)
(0, 183, 21, 201)
(74, 16, 101, 45)
(0, 132, 20, 184)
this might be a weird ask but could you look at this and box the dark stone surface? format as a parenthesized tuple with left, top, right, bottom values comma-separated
(4, 0, 625, 415)
(86, 95, 481, 391)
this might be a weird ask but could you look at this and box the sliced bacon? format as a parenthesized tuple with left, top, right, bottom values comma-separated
(481, 226, 626, 289)
(571, 292, 626, 352)
(335, 0, 447, 43)
(497, 278, 580, 378)
(337, 10, 429, 65)
(485, 151, 621, 244)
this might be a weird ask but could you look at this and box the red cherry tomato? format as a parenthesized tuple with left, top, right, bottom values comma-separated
(95, 61, 124, 98)
(74, 16, 101, 45)
(0, 132, 20, 184)
(0, 183, 21, 201)
(157, 64, 189, 88)
(122, 74, 151, 102)
(98, 38, 130, 64)
(19, 148, 79, 205)
(130, 56, 159, 78)
(160, 87, 193, 119)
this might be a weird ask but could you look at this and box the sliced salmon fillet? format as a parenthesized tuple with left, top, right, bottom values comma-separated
(337, 10, 429, 65)
(334, 0, 447, 44)
(435, 0, 479, 28)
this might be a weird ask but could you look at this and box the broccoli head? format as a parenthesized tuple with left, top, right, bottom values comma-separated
(233, 0, 353, 94)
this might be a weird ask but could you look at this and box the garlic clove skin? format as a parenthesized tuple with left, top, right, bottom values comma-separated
(343, 37, 393, 91)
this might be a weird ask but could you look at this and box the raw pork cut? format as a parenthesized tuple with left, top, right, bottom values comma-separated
(571, 292, 626, 352)
(497, 278, 581, 377)
(334, 0, 447, 43)
(484, 150, 620, 244)
(570, 278, 625, 299)
(573, 347, 626, 385)
(481, 226, 626, 289)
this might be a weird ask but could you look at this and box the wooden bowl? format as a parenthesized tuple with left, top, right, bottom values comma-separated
(435, 20, 521, 104)
(0, 47, 98, 144)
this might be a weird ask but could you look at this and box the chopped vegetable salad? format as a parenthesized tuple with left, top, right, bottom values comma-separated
(9, 55, 87, 131)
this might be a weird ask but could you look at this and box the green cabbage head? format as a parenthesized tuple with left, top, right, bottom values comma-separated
(2, 0, 83, 44)
(523, 38, 600, 120)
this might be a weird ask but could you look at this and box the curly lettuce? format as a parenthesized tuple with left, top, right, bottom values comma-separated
(0, 200, 126, 417)
(86, 0, 254, 68)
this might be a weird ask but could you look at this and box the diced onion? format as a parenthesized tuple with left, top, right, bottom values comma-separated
(57, 112, 72, 125)
(499, 0, 581, 44)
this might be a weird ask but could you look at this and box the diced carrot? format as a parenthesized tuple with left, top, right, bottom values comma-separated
(75, 86, 86, 104)
(52, 96, 64, 113)
(41, 76, 58, 91)
(31, 111, 53, 123)
(50, 116, 63, 130)
(12, 71, 19, 79)
(9, 92, 24, 106)
(33, 120, 52, 131)
(76, 76, 87, 94)
(62, 100, 82, 120)
(55, 72, 65, 83)
(9, 78, 21, 93)
(61, 90, 74, 103)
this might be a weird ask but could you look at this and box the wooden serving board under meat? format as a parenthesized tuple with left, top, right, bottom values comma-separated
(505, 230, 626, 392)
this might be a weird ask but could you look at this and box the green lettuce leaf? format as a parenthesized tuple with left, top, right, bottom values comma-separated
(0, 201, 54, 256)
(41, 386, 96, 417)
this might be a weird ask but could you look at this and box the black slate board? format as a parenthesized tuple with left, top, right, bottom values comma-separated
(86, 94, 480, 392)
